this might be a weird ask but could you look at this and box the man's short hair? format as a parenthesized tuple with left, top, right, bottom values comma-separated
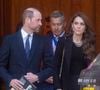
(50, 10, 65, 21)
(22, 10, 34, 23)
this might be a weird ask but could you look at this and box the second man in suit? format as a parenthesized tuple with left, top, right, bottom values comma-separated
(43, 10, 66, 90)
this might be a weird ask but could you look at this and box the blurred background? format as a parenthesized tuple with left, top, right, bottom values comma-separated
(0, 0, 100, 89)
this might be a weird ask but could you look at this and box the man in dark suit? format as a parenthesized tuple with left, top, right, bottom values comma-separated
(0, 7, 54, 90)
(44, 10, 66, 90)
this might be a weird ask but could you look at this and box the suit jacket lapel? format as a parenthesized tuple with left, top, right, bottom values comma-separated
(28, 34, 38, 62)
(16, 31, 27, 61)
(65, 37, 73, 72)
(49, 35, 54, 55)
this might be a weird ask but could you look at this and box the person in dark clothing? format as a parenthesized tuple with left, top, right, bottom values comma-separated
(43, 10, 66, 90)
(0, 7, 54, 90)
(54, 12, 96, 90)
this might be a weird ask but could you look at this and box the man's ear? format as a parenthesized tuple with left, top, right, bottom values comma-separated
(26, 17, 30, 23)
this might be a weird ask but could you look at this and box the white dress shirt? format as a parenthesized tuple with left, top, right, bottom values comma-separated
(21, 28, 33, 49)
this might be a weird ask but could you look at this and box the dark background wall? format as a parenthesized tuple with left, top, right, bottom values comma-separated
(0, 0, 100, 52)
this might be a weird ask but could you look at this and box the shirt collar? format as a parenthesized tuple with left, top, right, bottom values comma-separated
(59, 31, 65, 37)
(21, 28, 33, 39)
(53, 31, 65, 39)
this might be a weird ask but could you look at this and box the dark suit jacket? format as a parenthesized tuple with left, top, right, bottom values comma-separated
(54, 35, 88, 90)
(46, 33, 55, 56)
(0, 30, 54, 88)
(46, 32, 66, 56)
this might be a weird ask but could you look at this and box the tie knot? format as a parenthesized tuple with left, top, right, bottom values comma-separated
(27, 34, 30, 38)
(53, 37, 58, 46)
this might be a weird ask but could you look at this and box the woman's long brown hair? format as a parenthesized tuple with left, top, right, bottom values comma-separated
(66, 12, 96, 61)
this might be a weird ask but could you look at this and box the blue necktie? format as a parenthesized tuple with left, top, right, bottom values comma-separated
(25, 35, 30, 59)
(53, 37, 58, 46)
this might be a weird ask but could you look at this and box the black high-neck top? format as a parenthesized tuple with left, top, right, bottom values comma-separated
(69, 42, 87, 75)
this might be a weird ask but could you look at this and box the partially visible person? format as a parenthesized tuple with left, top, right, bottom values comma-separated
(0, 7, 54, 90)
(43, 10, 66, 90)
(54, 12, 96, 90)
(47, 10, 66, 54)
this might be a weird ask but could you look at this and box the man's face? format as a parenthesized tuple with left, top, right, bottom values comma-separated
(50, 17, 65, 36)
(29, 11, 42, 32)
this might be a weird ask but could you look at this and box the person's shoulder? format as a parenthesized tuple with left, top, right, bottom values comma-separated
(64, 33, 72, 41)
(44, 32, 53, 39)
(34, 33, 46, 42)
(34, 33, 43, 38)
(42, 35, 50, 42)
(59, 34, 72, 44)
(59, 34, 69, 41)
(3, 31, 18, 40)
(1, 32, 19, 46)
(43, 34, 52, 41)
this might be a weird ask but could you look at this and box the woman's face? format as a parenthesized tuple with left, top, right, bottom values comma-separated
(72, 16, 86, 35)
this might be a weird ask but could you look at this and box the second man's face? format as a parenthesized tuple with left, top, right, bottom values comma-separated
(50, 17, 65, 36)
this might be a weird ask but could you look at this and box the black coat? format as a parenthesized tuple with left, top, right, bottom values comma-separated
(54, 36, 88, 90)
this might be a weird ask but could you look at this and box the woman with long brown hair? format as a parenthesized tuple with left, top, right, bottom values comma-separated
(54, 12, 96, 90)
